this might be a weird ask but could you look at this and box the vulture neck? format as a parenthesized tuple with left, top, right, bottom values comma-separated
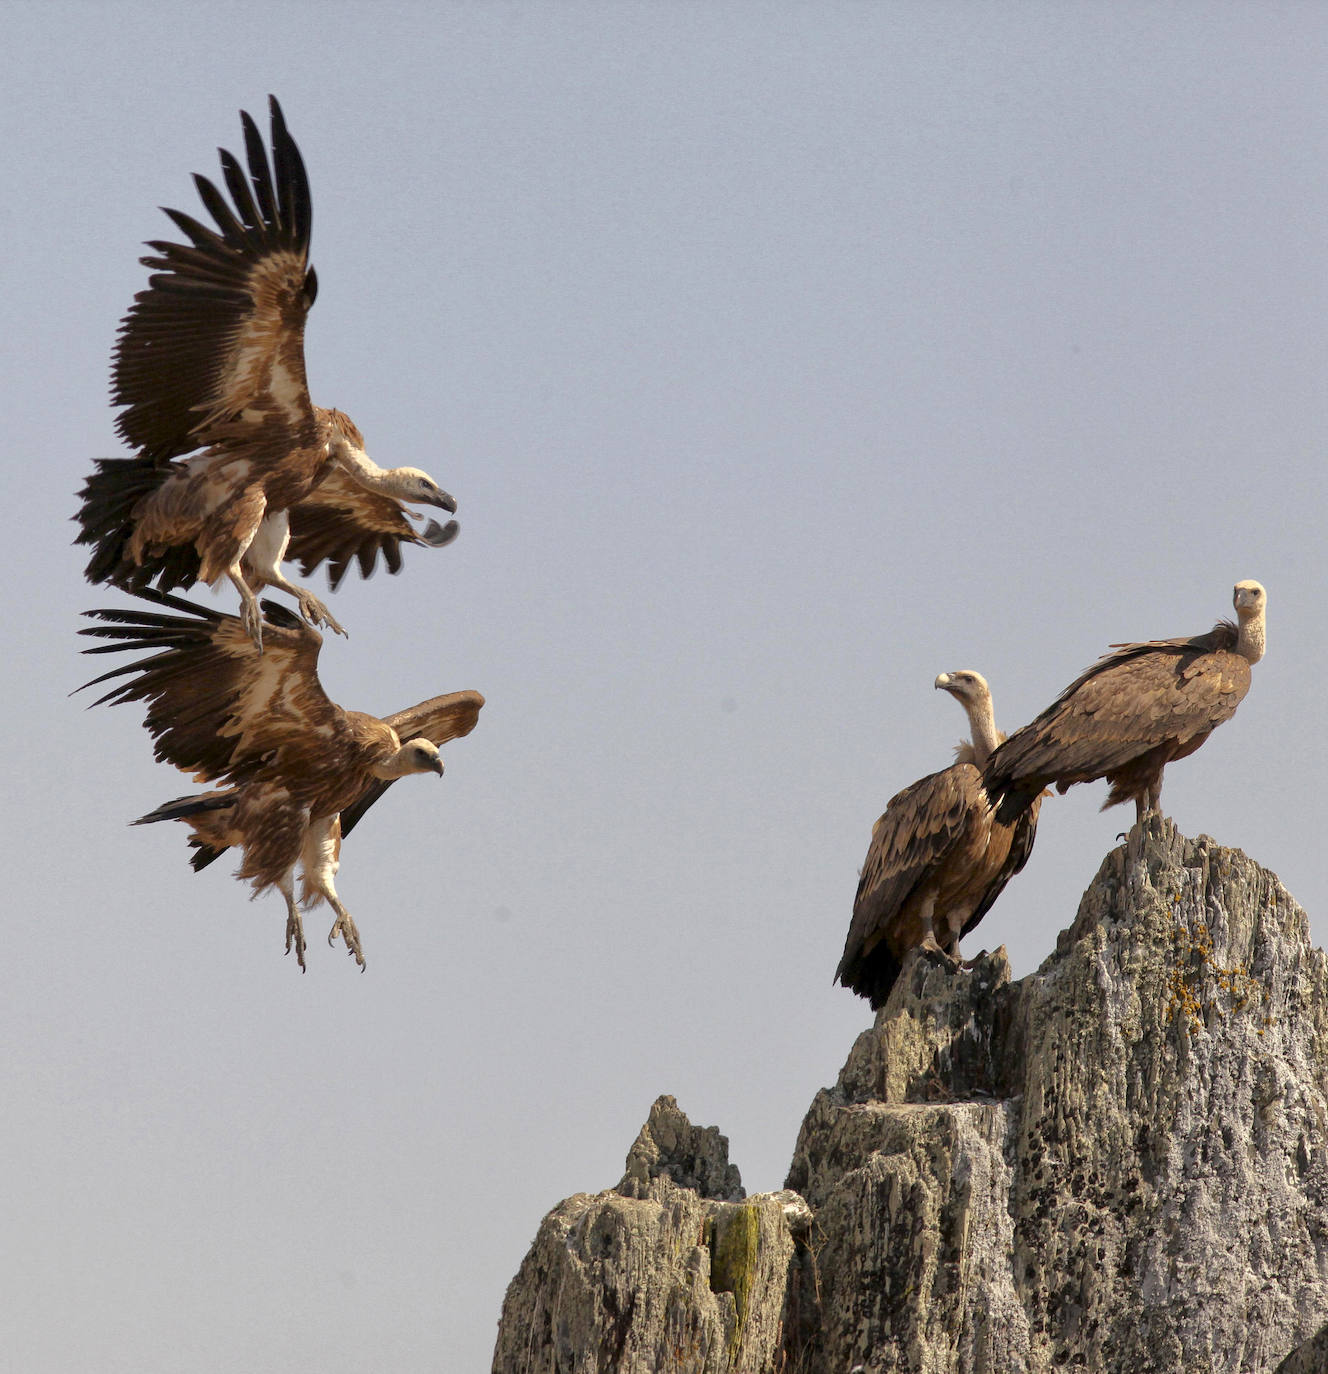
(1236, 612, 1266, 665)
(335, 444, 416, 498)
(963, 696, 1001, 768)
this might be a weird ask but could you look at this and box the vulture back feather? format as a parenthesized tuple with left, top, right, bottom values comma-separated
(984, 583, 1264, 827)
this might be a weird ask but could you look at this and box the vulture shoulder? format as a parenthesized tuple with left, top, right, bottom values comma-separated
(111, 96, 319, 463)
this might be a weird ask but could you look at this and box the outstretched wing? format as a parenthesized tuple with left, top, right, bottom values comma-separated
(985, 623, 1250, 816)
(835, 763, 981, 986)
(286, 465, 461, 588)
(340, 690, 486, 837)
(78, 588, 338, 784)
(111, 96, 319, 463)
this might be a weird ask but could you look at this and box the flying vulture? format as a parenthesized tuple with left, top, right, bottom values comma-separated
(835, 671, 1041, 1010)
(984, 580, 1266, 826)
(79, 590, 484, 971)
(75, 97, 459, 649)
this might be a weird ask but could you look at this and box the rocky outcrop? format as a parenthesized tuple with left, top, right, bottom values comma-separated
(493, 821, 1328, 1373)
(490, 1095, 811, 1373)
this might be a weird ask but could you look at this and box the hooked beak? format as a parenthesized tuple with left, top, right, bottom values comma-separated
(934, 672, 955, 693)
(426, 488, 458, 514)
(431, 758, 445, 777)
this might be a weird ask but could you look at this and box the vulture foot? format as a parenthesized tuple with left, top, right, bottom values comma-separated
(239, 593, 265, 654)
(297, 589, 346, 639)
(284, 907, 308, 973)
(328, 910, 366, 970)
(917, 936, 960, 972)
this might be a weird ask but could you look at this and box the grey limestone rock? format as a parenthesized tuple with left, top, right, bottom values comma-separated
(617, 1093, 745, 1203)
(494, 821, 1328, 1372)
(491, 1094, 810, 1373)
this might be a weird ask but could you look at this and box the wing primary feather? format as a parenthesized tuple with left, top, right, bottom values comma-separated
(191, 172, 247, 241)
(240, 108, 278, 232)
(218, 147, 261, 230)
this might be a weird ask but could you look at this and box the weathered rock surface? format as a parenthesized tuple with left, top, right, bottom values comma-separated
(490, 1094, 811, 1373)
(493, 821, 1328, 1373)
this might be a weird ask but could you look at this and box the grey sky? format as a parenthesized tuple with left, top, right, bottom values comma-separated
(5, 3, 1326, 1369)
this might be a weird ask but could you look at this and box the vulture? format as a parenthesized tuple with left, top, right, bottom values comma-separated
(835, 671, 1041, 1011)
(984, 580, 1266, 826)
(75, 97, 459, 650)
(78, 590, 484, 971)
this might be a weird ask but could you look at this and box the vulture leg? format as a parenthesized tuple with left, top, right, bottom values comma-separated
(228, 566, 265, 653)
(1134, 778, 1164, 826)
(916, 902, 960, 969)
(243, 511, 346, 638)
(277, 869, 307, 973)
(301, 817, 365, 970)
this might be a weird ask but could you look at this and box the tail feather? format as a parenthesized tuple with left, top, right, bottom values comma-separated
(189, 839, 229, 872)
(134, 790, 234, 873)
(74, 456, 202, 591)
(133, 791, 234, 827)
(835, 943, 904, 1012)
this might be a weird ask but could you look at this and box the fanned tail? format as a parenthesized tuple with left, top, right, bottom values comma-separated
(74, 456, 202, 592)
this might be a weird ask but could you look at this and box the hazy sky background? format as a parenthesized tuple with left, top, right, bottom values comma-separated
(5, 3, 1326, 1369)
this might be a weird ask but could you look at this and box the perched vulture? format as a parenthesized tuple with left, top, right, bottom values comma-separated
(79, 590, 484, 971)
(984, 580, 1266, 826)
(835, 671, 1041, 1010)
(75, 96, 459, 649)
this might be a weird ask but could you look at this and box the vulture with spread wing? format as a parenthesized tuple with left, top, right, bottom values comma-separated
(75, 97, 459, 649)
(79, 590, 484, 970)
(835, 671, 1041, 1011)
(984, 580, 1266, 826)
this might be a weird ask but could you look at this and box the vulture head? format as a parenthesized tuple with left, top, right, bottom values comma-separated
(934, 669, 990, 709)
(388, 467, 459, 513)
(387, 737, 446, 778)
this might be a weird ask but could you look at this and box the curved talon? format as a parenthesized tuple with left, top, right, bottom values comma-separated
(240, 599, 265, 654)
(284, 911, 308, 972)
(297, 592, 346, 638)
(327, 913, 365, 969)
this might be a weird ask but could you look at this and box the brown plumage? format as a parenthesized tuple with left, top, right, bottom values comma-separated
(984, 580, 1266, 827)
(835, 671, 1041, 1011)
(79, 590, 484, 971)
(75, 97, 458, 648)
